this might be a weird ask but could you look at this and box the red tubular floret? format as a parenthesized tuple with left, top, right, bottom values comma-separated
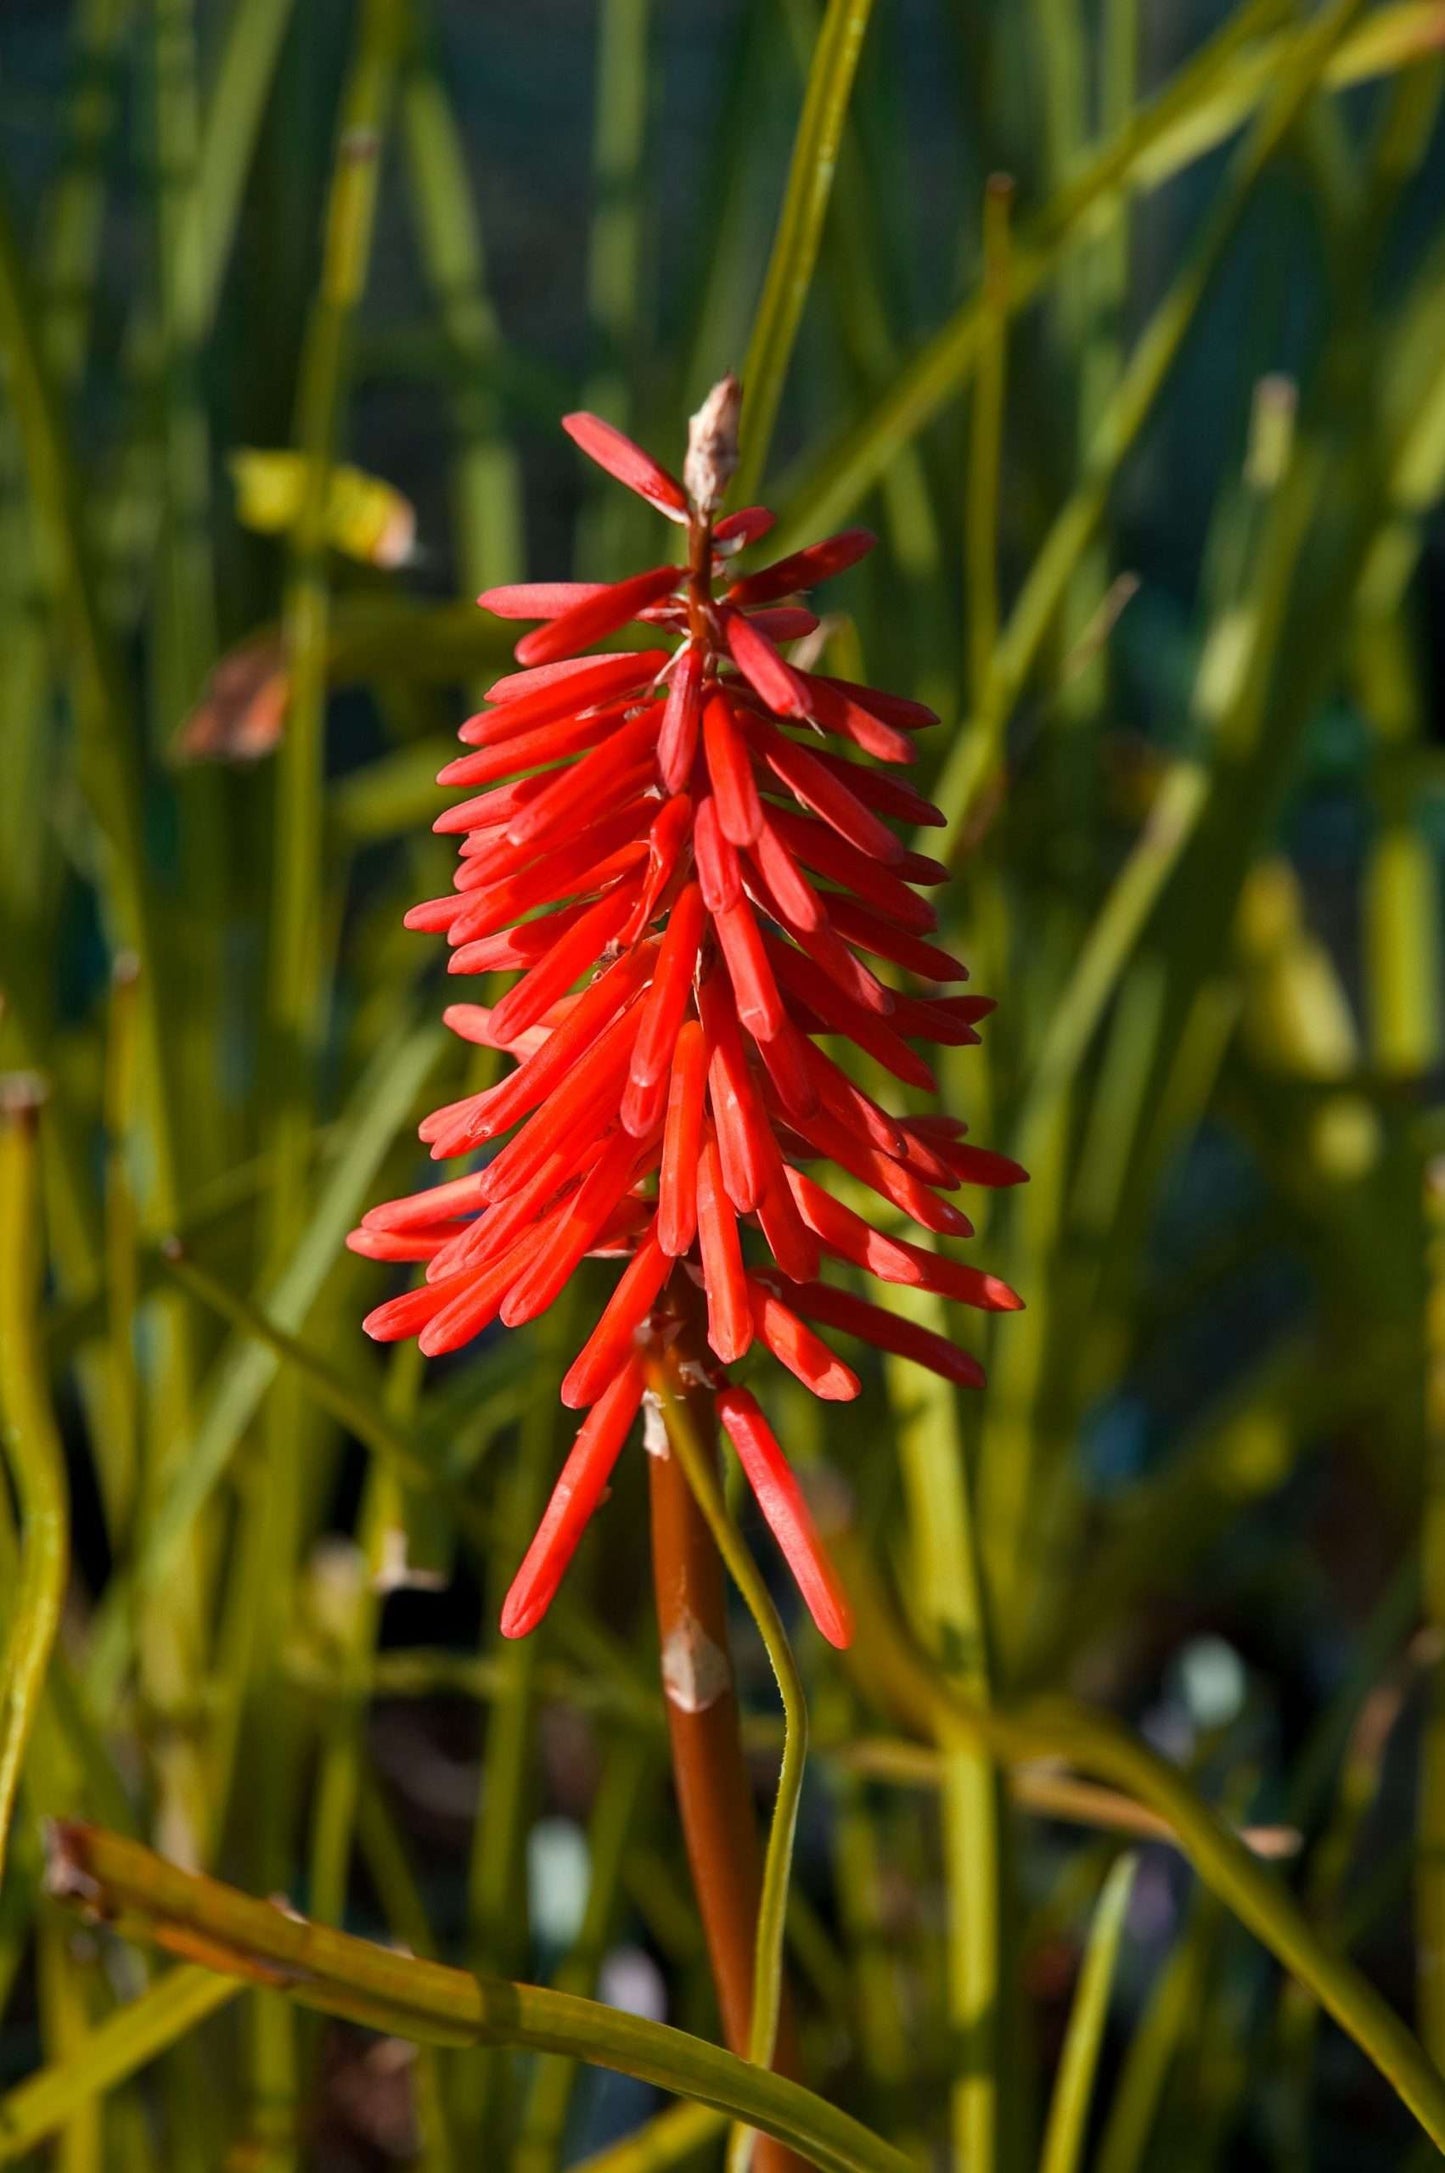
(702, 689, 764, 845)
(698, 973, 773, 1215)
(747, 1279, 859, 1401)
(716, 1386, 852, 1648)
(561, 412, 689, 518)
(561, 1225, 672, 1408)
(754, 1276, 987, 1389)
(486, 884, 637, 1044)
(723, 610, 810, 717)
(658, 1020, 707, 1256)
(500, 1358, 648, 1639)
(712, 897, 784, 1042)
(624, 883, 706, 1126)
(767, 807, 939, 933)
(515, 565, 682, 668)
(696, 1132, 753, 1363)
(694, 794, 743, 913)
(658, 645, 703, 793)
(477, 581, 610, 620)
(726, 528, 875, 608)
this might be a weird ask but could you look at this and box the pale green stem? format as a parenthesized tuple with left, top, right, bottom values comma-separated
(45, 1822, 912, 2173)
(1039, 1853, 1139, 2173)
(0, 1094, 69, 1896)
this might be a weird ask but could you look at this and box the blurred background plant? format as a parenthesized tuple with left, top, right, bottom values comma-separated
(4, 0, 1445, 2166)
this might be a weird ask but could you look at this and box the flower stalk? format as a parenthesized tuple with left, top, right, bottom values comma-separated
(644, 1293, 811, 2172)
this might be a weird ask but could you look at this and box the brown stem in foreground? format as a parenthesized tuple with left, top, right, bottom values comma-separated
(646, 1325, 803, 2173)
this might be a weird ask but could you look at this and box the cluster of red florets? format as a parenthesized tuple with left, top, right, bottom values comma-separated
(349, 399, 1023, 1648)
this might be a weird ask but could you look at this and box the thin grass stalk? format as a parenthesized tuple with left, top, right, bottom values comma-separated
(1329, 59, 1444, 1110)
(44, 1823, 912, 2173)
(1279, 1624, 1429, 2170)
(398, 5, 524, 596)
(34, 1921, 100, 2173)
(173, 0, 298, 346)
(138, 0, 227, 1885)
(515, 1732, 652, 2173)
(350, 1778, 457, 2170)
(773, 0, 1360, 549)
(1095, 1881, 1222, 2173)
(264, 0, 406, 1236)
(100, 958, 142, 1545)
(776, 0, 951, 709)
(0, 1086, 69, 1897)
(83, 1021, 444, 1717)
(735, 0, 877, 501)
(1027, 0, 1087, 192)
(578, 0, 652, 575)
(456, 1299, 574, 2149)
(883, 1303, 1001, 2172)
(1419, 1163, 1445, 2067)
(933, 0, 1365, 836)
(676, 0, 776, 405)
(966, 175, 1011, 713)
(0, 1966, 239, 2165)
(0, 171, 183, 1261)
(1038, 1853, 1138, 2173)
(571, 2101, 728, 2171)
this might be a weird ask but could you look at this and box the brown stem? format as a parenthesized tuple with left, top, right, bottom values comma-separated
(646, 1324, 804, 2173)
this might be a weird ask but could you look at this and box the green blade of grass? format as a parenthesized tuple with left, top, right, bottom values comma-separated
(0, 1090, 69, 1893)
(85, 1018, 444, 1689)
(0, 1968, 241, 2164)
(735, 0, 877, 501)
(884, 1298, 1000, 2173)
(1039, 1853, 1139, 2173)
(45, 1822, 915, 2173)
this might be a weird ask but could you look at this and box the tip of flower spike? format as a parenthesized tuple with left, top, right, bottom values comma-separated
(684, 375, 742, 515)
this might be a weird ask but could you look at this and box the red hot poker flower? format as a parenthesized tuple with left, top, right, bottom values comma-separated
(350, 377, 1025, 1650)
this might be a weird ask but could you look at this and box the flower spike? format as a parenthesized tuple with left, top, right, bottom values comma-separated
(352, 385, 1026, 1648)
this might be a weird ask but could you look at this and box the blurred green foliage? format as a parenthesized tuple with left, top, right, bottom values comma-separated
(5, 0, 1445, 2166)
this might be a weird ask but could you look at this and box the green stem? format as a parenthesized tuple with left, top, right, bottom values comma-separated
(45, 1823, 912, 2173)
(1038, 1853, 1138, 2173)
(0, 1087, 70, 1895)
(884, 1300, 1000, 2173)
(1420, 1162, 1445, 2065)
(735, 0, 877, 502)
(0, 1968, 241, 2165)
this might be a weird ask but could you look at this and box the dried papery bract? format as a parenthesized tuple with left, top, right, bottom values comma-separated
(684, 373, 742, 518)
(351, 380, 1026, 1645)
